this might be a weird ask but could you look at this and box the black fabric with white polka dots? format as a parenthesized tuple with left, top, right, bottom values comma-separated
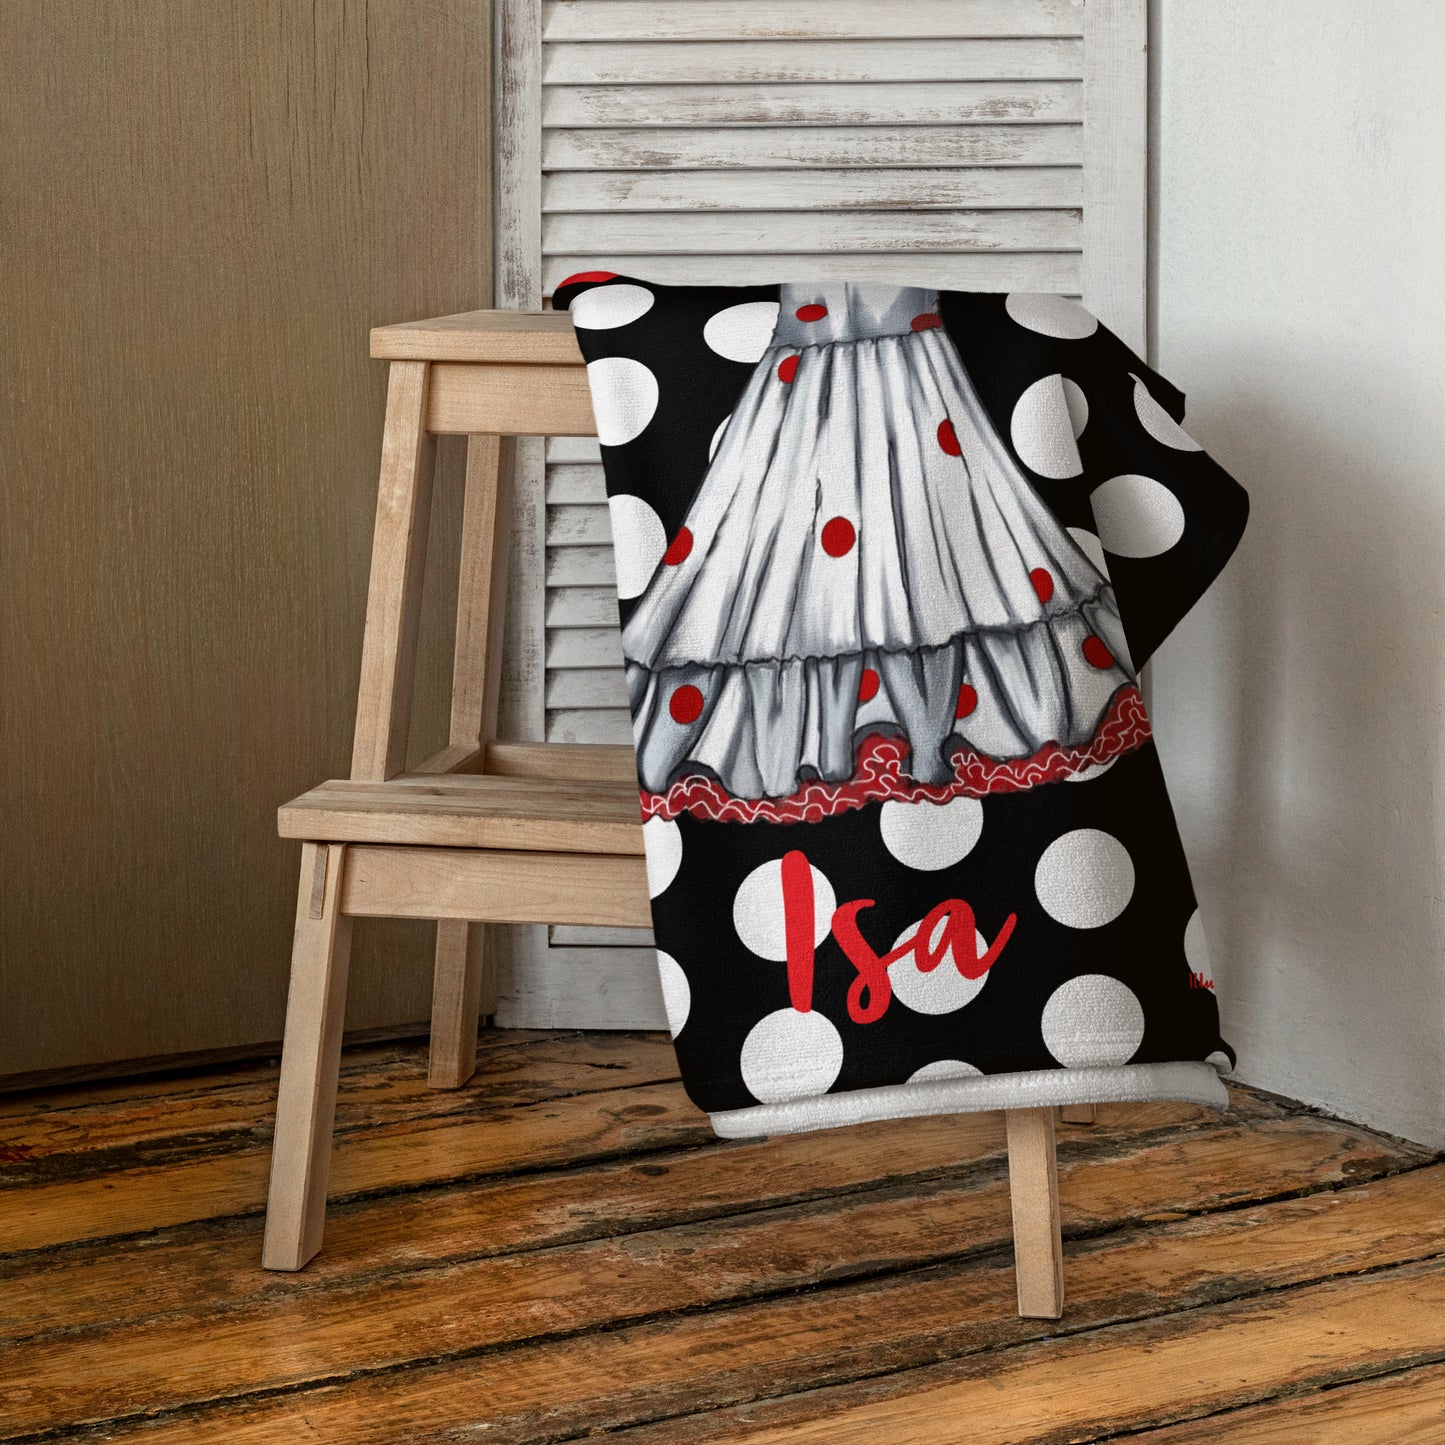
(553, 273, 1245, 1119)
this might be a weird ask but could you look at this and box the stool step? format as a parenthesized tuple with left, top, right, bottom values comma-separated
(279, 773, 643, 854)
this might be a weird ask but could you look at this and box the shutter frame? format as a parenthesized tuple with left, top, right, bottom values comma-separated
(493, 0, 1147, 1029)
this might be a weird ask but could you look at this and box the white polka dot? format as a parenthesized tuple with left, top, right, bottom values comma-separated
(1035, 829, 1135, 928)
(889, 915, 990, 1015)
(709, 413, 731, 460)
(1005, 293, 1098, 339)
(703, 300, 781, 363)
(1183, 908, 1213, 983)
(1042, 974, 1145, 1067)
(608, 493, 667, 599)
(1091, 474, 1186, 559)
(655, 951, 690, 1037)
(1064, 757, 1116, 784)
(1206, 1050, 1233, 1073)
(643, 816, 682, 898)
(908, 1059, 982, 1083)
(588, 356, 659, 447)
(1132, 375, 1203, 451)
(1010, 375, 1085, 479)
(733, 856, 836, 962)
(1067, 526, 1110, 579)
(570, 283, 654, 331)
(879, 796, 984, 871)
(739, 1007, 843, 1102)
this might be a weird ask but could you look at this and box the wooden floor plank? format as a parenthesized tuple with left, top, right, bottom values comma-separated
(608, 1257, 1445, 1444)
(0, 1029, 572, 1121)
(0, 1032, 674, 1176)
(0, 1121, 1429, 1437)
(1121, 1361, 1445, 1442)
(0, 1077, 715, 1255)
(40, 1164, 1445, 1444)
(3, 1031, 1439, 1445)
(0, 1097, 1364, 1343)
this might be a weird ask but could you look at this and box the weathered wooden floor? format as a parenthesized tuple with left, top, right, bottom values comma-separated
(1, 1029, 1442, 1442)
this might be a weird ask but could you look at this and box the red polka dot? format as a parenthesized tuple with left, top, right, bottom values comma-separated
(669, 685, 704, 724)
(820, 516, 856, 557)
(955, 684, 978, 718)
(796, 304, 828, 322)
(1029, 568, 1055, 604)
(858, 668, 880, 703)
(937, 419, 962, 456)
(1082, 636, 1116, 670)
(911, 312, 943, 331)
(557, 270, 618, 289)
(777, 354, 800, 384)
(663, 528, 693, 566)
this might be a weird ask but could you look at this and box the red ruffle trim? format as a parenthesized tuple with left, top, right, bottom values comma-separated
(641, 686, 1151, 825)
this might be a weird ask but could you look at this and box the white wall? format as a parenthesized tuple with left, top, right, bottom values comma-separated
(1148, 0, 1445, 1145)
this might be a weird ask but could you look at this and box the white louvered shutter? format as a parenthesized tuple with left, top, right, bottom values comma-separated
(493, 0, 1146, 1027)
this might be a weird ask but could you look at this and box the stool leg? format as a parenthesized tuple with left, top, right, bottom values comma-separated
(428, 920, 496, 1088)
(1005, 1106, 1065, 1319)
(1060, 1102, 1097, 1125)
(263, 842, 353, 1271)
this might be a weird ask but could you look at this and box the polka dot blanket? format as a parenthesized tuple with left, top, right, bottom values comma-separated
(553, 275, 1249, 1139)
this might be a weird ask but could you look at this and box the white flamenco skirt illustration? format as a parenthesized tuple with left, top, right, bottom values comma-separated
(619, 284, 1141, 818)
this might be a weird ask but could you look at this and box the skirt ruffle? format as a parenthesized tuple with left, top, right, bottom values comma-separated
(629, 595, 1132, 796)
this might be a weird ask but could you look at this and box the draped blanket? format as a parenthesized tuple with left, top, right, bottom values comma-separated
(556, 276, 1249, 1138)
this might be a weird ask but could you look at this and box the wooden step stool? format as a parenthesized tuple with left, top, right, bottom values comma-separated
(262, 308, 1072, 1319)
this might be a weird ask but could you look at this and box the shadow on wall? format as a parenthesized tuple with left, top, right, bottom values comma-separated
(1155, 345, 1445, 1148)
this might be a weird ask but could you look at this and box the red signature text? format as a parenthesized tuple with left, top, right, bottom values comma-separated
(778, 848, 1016, 1026)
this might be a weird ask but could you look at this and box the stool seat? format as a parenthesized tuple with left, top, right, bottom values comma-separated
(278, 770, 643, 855)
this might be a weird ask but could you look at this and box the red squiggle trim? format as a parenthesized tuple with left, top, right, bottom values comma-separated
(641, 687, 1151, 825)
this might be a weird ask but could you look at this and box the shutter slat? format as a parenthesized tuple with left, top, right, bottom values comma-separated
(546, 586, 622, 627)
(543, 1, 1086, 43)
(544, 251, 1081, 291)
(550, 926, 656, 947)
(547, 502, 613, 544)
(544, 208, 1080, 254)
(546, 545, 618, 586)
(545, 166, 1083, 212)
(543, 38, 1084, 85)
(544, 123, 1083, 170)
(547, 707, 635, 744)
(547, 437, 603, 463)
(547, 626, 625, 669)
(545, 667, 631, 709)
(545, 463, 608, 502)
(543, 81, 1082, 128)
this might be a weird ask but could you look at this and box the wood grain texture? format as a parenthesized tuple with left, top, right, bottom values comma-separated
(0, 0, 492, 1076)
(349, 361, 438, 782)
(0, 1038, 1439, 1443)
(542, 0, 1087, 43)
(541, 38, 1086, 85)
(261, 843, 353, 1270)
(1005, 1106, 1064, 1318)
(542, 122, 1084, 170)
(426, 360, 598, 437)
(339, 845, 651, 925)
(542, 80, 1084, 128)
(1128, 1363, 1445, 1442)
(545, 167, 1086, 213)
(278, 773, 645, 852)
(542, 208, 1082, 254)
(483, 740, 637, 781)
(372, 308, 582, 363)
(541, 252, 1083, 292)
(1082, 0, 1149, 348)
